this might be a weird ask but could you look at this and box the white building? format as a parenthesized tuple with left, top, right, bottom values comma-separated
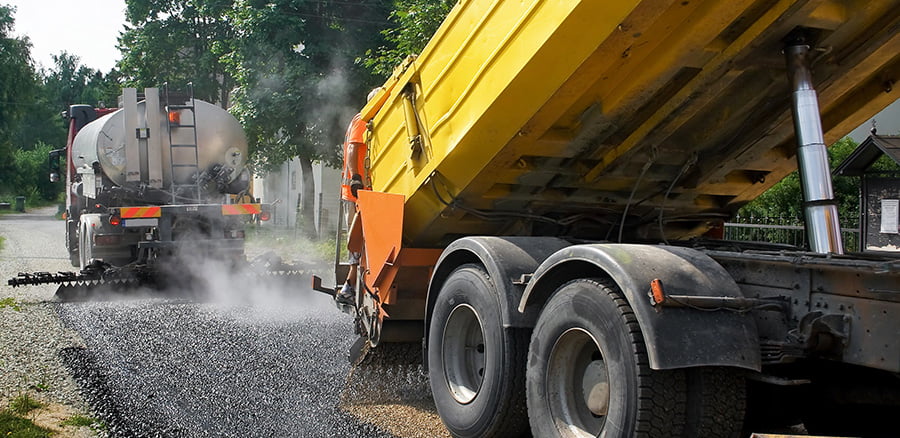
(252, 159, 341, 237)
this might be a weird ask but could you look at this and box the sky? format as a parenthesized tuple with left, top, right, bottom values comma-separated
(848, 99, 900, 143)
(4, 0, 126, 73)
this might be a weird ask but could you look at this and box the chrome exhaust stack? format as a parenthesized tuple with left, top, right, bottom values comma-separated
(784, 35, 844, 254)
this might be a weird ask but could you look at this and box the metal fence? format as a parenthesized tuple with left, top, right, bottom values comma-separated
(724, 216, 860, 250)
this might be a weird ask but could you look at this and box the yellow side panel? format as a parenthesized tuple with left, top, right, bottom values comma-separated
(367, 0, 641, 243)
(360, 0, 900, 246)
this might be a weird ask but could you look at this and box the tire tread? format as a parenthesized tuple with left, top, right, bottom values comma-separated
(602, 281, 687, 438)
(684, 367, 746, 438)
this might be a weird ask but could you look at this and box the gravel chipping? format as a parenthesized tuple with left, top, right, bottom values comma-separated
(56, 296, 396, 437)
(1, 208, 100, 437)
(3, 207, 450, 437)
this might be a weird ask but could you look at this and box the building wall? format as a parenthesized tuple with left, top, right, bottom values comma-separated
(863, 177, 900, 252)
(251, 159, 341, 236)
(313, 162, 342, 238)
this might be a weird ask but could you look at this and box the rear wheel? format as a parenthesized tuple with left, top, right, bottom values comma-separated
(526, 278, 686, 438)
(428, 264, 530, 438)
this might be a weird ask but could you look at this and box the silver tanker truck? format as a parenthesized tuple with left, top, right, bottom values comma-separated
(44, 87, 266, 288)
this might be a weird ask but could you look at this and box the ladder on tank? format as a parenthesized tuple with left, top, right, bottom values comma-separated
(164, 82, 201, 203)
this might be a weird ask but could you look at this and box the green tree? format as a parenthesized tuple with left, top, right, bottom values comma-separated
(0, 4, 37, 188)
(738, 137, 861, 223)
(363, 0, 454, 77)
(118, 0, 235, 105)
(225, 0, 392, 234)
(42, 52, 120, 109)
(12, 141, 58, 201)
(16, 53, 121, 152)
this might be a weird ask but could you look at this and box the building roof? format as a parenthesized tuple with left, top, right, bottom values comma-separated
(834, 135, 900, 177)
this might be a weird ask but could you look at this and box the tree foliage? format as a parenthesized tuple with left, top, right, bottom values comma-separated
(0, 4, 36, 187)
(118, 0, 235, 105)
(738, 137, 861, 223)
(42, 52, 120, 110)
(363, 0, 454, 77)
(225, 0, 392, 171)
(223, 0, 393, 235)
(0, 5, 119, 202)
(16, 53, 121, 152)
(12, 142, 58, 201)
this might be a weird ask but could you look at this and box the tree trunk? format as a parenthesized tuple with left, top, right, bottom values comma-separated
(298, 155, 317, 237)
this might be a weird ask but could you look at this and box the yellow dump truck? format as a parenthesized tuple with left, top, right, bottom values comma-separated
(314, 1, 900, 436)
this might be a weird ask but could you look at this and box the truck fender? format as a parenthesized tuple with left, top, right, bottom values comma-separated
(424, 236, 571, 349)
(518, 243, 761, 371)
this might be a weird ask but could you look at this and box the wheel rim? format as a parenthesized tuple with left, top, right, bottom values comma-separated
(546, 327, 609, 437)
(442, 303, 485, 404)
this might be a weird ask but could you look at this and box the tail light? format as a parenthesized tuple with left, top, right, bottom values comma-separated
(108, 214, 121, 226)
(168, 111, 181, 125)
(259, 211, 271, 222)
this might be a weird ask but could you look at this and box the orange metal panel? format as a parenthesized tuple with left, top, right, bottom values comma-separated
(356, 190, 405, 297)
(221, 204, 261, 215)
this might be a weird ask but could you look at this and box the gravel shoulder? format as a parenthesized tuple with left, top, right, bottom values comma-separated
(0, 207, 100, 437)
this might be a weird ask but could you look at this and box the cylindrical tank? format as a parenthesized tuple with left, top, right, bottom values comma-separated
(72, 99, 248, 189)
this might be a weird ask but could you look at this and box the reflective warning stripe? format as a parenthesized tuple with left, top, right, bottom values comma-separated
(120, 206, 162, 218)
(222, 204, 261, 215)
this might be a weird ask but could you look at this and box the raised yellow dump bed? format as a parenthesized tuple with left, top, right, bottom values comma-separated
(362, 0, 899, 247)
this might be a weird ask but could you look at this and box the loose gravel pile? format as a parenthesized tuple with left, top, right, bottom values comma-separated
(341, 343, 450, 438)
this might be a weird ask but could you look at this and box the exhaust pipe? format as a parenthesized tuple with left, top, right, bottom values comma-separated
(784, 36, 844, 254)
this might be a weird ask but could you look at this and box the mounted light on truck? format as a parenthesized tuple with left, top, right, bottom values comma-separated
(108, 214, 121, 226)
(259, 211, 271, 222)
(649, 278, 666, 306)
(168, 111, 180, 125)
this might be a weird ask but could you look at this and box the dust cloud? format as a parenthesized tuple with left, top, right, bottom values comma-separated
(160, 237, 337, 324)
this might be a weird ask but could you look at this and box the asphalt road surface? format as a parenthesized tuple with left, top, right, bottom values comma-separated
(1, 208, 445, 437)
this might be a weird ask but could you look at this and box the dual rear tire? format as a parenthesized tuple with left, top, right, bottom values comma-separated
(428, 271, 745, 438)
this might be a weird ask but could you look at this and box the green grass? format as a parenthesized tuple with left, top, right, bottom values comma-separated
(0, 297, 22, 312)
(245, 227, 340, 266)
(60, 414, 101, 428)
(9, 393, 42, 416)
(0, 235, 5, 250)
(0, 410, 51, 438)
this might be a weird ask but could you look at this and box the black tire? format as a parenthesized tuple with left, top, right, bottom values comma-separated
(428, 264, 530, 438)
(684, 367, 746, 438)
(526, 278, 686, 438)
